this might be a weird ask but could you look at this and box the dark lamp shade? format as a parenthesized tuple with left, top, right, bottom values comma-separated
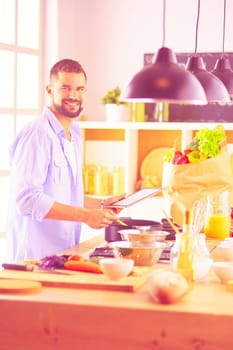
(186, 55, 230, 103)
(212, 57, 233, 98)
(121, 47, 207, 105)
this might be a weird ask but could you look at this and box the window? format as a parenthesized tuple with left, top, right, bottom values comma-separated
(0, 0, 42, 233)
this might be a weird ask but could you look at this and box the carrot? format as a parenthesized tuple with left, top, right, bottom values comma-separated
(64, 260, 102, 274)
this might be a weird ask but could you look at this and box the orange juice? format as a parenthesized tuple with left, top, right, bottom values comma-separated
(204, 214, 230, 239)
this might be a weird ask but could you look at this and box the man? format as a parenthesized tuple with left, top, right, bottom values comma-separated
(6, 58, 123, 262)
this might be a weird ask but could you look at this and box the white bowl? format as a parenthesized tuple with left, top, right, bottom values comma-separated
(194, 257, 213, 280)
(217, 243, 233, 261)
(99, 258, 134, 280)
(212, 261, 233, 283)
(222, 237, 233, 243)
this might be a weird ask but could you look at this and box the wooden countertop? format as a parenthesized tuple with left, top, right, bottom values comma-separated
(1, 235, 233, 350)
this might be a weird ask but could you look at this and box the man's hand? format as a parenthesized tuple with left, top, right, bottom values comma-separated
(84, 208, 119, 229)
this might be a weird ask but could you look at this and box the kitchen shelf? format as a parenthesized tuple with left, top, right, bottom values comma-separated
(78, 120, 233, 130)
(79, 121, 233, 194)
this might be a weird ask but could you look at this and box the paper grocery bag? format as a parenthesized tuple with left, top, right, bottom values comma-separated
(162, 147, 233, 226)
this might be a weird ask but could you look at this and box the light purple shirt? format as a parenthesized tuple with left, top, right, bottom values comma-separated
(6, 107, 84, 262)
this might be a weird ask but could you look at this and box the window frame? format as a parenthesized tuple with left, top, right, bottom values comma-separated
(0, 0, 44, 234)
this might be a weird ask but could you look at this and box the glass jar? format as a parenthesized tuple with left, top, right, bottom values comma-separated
(83, 164, 96, 194)
(204, 191, 230, 239)
(94, 166, 109, 196)
(195, 233, 209, 258)
(111, 166, 124, 195)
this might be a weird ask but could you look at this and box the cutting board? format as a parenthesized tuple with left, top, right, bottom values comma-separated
(0, 267, 154, 292)
(0, 279, 42, 294)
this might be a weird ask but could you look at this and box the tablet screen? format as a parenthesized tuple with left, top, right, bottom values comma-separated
(109, 187, 162, 208)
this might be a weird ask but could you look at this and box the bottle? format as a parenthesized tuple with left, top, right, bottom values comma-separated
(176, 210, 195, 284)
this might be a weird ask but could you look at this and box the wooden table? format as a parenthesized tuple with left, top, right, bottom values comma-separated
(0, 235, 233, 350)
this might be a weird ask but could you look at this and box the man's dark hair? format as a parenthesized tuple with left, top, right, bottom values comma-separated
(50, 58, 87, 81)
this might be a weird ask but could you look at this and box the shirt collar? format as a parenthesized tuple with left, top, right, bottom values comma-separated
(43, 107, 81, 141)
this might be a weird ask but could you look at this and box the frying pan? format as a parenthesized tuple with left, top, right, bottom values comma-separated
(104, 217, 161, 242)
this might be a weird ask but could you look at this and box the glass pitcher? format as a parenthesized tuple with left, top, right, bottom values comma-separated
(204, 191, 230, 239)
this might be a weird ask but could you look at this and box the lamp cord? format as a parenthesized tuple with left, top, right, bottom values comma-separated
(222, 0, 226, 57)
(194, 0, 200, 55)
(162, 0, 166, 47)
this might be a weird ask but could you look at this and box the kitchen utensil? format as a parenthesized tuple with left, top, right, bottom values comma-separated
(212, 261, 233, 283)
(161, 209, 180, 235)
(1, 263, 77, 275)
(0, 279, 42, 294)
(105, 218, 161, 242)
(118, 229, 169, 243)
(216, 239, 233, 261)
(191, 198, 208, 236)
(0, 265, 152, 292)
(204, 191, 231, 239)
(109, 240, 167, 266)
(116, 218, 128, 226)
(194, 257, 213, 280)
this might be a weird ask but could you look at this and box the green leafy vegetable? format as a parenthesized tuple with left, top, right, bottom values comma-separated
(194, 127, 226, 158)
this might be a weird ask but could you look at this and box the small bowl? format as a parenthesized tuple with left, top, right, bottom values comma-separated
(212, 261, 233, 283)
(99, 258, 134, 280)
(118, 229, 169, 243)
(109, 241, 167, 266)
(217, 242, 233, 261)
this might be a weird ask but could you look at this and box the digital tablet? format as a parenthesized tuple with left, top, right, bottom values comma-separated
(109, 187, 162, 208)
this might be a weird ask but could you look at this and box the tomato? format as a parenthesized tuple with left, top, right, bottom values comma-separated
(67, 254, 83, 261)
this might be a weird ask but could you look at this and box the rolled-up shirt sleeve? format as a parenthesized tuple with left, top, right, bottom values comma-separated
(10, 127, 57, 221)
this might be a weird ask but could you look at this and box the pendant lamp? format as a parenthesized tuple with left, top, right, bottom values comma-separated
(186, 56, 230, 103)
(211, 0, 233, 100)
(121, 0, 207, 105)
(186, 0, 230, 103)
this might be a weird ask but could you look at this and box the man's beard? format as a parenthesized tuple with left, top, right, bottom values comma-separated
(54, 99, 83, 118)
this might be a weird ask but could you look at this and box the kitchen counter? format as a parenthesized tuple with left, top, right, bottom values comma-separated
(1, 235, 233, 350)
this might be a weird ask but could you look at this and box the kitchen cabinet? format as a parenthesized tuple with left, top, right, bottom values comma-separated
(79, 121, 233, 194)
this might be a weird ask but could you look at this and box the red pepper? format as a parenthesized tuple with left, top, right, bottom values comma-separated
(171, 151, 183, 164)
(174, 154, 189, 164)
(183, 149, 192, 156)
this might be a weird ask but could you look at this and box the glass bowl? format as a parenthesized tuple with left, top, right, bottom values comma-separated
(109, 240, 167, 266)
(118, 229, 169, 243)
